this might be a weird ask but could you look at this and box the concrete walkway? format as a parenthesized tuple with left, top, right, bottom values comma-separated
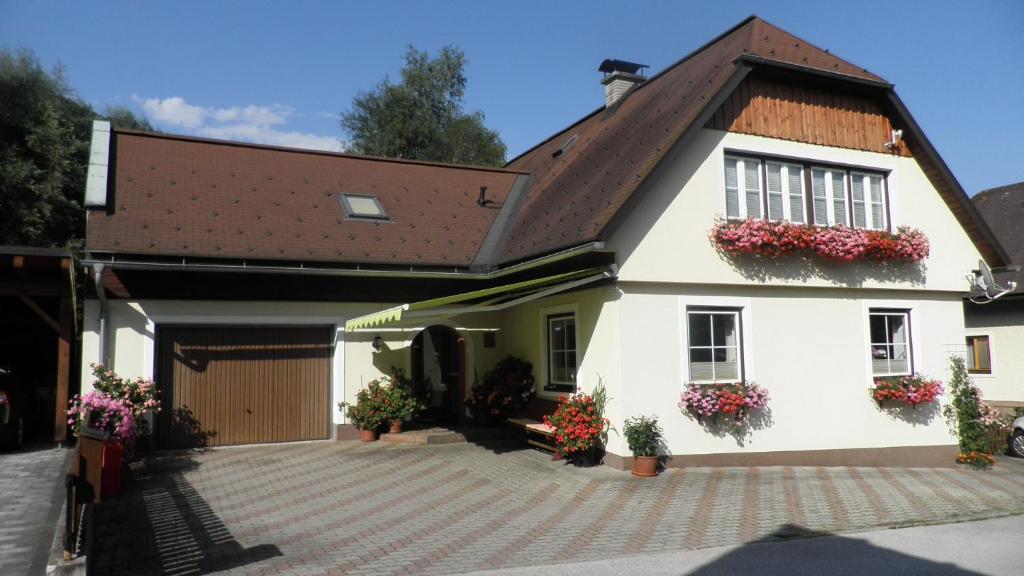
(0, 444, 72, 576)
(91, 440, 1024, 575)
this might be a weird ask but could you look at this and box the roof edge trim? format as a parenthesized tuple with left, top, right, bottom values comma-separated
(112, 128, 530, 175)
(735, 54, 894, 88)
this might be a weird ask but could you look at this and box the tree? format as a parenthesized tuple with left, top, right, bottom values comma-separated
(341, 46, 506, 167)
(0, 49, 90, 248)
(0, 49, 153, 249)
(103, 106, 155, 132)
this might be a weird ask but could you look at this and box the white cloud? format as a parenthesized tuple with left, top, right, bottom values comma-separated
(130, 95, 344, 152)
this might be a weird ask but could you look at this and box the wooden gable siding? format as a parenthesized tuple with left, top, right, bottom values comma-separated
(706, 75, 911, 156)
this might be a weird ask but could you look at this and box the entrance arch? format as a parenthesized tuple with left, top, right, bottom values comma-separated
(411, 325, 466, 424)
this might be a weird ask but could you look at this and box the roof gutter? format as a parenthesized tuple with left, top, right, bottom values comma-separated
(81, 241, 608, 281)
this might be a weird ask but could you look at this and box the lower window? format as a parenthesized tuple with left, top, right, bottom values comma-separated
(545, 313, 577, 392)
(966, 335, 991, 374)
(869, 309, 912, 376)
(687, 308, 742, 382)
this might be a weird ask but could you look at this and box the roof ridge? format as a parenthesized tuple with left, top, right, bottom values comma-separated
(113, 127, 531, 175)
(974, 181, 1024, 198)
(746, 17, 886, 83)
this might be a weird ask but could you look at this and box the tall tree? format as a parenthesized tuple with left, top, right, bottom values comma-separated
(0, 49, 152, 249)
(341, 46, 506, 166)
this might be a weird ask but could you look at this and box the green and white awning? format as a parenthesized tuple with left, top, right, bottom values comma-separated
(344, 266, 614, 331)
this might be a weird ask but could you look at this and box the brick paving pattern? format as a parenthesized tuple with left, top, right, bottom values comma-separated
(0, 445, 72, 576)
(92, 440, 1024, 575)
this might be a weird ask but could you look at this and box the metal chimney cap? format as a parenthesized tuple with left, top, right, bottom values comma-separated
(598, 59, 649, 76)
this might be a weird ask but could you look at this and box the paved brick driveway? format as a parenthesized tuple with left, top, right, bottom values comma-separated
(93, 440, 1024, 575)
(0, 445, 72, 576)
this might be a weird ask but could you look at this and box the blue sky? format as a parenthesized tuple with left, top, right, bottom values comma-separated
(2, 0, 1021, 193)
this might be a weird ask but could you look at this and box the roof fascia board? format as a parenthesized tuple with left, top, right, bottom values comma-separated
(734, 54, 894, 89)
(472, 174, 534, 268)
(81, 241, 607, 281)
(884, 92, 1010, 267)
(596, 65, 753, 243)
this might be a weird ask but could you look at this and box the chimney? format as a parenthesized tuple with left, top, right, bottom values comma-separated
(599, 59, 648, 107)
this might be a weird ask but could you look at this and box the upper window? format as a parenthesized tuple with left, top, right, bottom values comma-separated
(339, 194, 389, 221)
(687, 308, 742, 383)
(966, 335, 991, 374)
(545, 313, 577, 393)
(869, 309, 912, 376)
(726, 154, 888, 231)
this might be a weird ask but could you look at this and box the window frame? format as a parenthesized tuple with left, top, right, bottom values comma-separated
(724, 151, 891, 232)
(965, 334, 992, 375)
(543, 311, 579, 394)
(685, 306, 745, 384)
(868, 308, 914, 377)
(339, 193, 390, 221)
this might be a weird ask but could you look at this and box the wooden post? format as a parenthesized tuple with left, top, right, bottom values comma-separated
(55, 296, 72, 442)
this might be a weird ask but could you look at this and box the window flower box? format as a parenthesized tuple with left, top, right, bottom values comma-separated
(870, 374, 944, 407)
(678, 381, 769, 428)
(710, 218, 929, 262)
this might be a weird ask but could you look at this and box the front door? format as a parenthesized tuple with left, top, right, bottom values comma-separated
(411, 325, 464, 423)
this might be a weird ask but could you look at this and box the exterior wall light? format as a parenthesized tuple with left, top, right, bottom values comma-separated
(372, 336, 383, 351)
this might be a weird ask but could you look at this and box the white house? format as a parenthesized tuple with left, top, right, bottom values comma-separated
(80, 16, 1008, 467)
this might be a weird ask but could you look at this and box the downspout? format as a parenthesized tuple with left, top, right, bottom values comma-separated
(92, 263, 108, 367)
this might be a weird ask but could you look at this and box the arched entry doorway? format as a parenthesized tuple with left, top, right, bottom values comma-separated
(411, 325, 465, 424)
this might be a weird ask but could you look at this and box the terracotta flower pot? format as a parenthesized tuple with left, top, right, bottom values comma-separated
(631, 455, 659, 477)
(359, 429, 379, 442)
(389, 420, 403, 434)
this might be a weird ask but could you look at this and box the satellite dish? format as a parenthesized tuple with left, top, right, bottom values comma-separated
(967, 259, 1018, 304)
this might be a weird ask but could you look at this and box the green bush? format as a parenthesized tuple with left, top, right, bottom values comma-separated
(623, 415, 663, 458)
(942, 356, 992, 468)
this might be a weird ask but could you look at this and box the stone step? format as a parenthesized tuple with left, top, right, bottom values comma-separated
(380, 428, 467, 445)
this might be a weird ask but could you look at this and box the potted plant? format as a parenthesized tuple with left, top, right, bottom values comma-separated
(465, 356, 535, 425)
(381, 374, 422, 434)
(338, 379, 391, 441)
(623, 415, 663, 477)
(67, 390, 137, 496)
(544, 381, 610, 467)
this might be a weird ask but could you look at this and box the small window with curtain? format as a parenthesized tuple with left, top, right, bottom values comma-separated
(687, 308, 743, 383)
(869, 309, 912, 376)
(966, 335, 991, 374)
(545, 313, 577, 392)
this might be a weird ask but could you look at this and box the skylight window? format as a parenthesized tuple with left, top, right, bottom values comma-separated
(551, 134, 578, 158)
(339, 194, 389, 221)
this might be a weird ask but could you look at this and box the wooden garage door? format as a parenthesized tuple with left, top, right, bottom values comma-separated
(156, 325, 332, 448)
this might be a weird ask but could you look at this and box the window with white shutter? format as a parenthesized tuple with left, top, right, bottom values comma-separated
(743, 159, 762, 219)
(724, 156, 762, 219)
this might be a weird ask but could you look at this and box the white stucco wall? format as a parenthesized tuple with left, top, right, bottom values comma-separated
(611, 284, 964, 456)
(965, 301, 1024, 404)
(607, 128, 986, 292)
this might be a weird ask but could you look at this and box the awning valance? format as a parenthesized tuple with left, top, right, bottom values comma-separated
(344, 266, 614, 331)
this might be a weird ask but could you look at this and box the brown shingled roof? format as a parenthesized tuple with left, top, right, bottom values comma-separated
(498, 16, 886, 262)
(973, 182, 1024, 292)
(86, 131, 525, 267)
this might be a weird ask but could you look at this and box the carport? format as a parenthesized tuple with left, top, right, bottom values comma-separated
(0, 246, 77, 442)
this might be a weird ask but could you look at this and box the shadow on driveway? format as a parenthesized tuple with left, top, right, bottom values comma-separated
(91, 453, 281, 575)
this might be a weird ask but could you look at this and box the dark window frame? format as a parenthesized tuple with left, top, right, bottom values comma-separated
(339, 193, 390, 221)
(724, 150, 891, 232)
(965, 335, 992, 374)
(544, 312, 578, 393)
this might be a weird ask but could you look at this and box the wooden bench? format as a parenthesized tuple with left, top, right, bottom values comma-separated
(506, 418, 557, 453)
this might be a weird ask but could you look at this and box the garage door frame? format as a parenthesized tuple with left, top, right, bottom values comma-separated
(142, 313, 344, 446)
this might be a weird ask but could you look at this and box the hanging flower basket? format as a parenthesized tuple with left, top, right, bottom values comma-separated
(710, 219, 929, 262)
(870, 374, 944, 407)
(678, 381, 769, 429)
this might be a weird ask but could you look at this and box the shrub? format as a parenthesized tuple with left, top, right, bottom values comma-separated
(380, 371, 422, 421)
(67, 391, 136, 446)
(623, 415, 663, 458)
(89, 363, 161, 434)
(338, 378, 393, 432)
(942, 356, 993, 468)
(870, 374, 944, 407)
(544, 380, 609, 460)
(465, 356, 535, 417)
(678, 381, 769, 429)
